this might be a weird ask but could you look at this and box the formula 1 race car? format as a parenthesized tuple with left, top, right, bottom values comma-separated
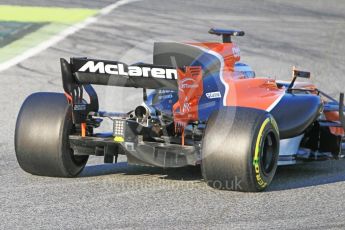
(15, 29, 345, 192)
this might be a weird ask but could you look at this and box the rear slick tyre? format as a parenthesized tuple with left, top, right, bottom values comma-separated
(15, 92, 88, 177)
(201, 107, 279, 192)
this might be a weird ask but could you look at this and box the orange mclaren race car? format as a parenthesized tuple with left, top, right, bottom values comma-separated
(15, 29, 345, 192)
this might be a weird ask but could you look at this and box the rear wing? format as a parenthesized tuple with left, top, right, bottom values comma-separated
(60, 57, 178, 124)
(62, 57, 178, 90)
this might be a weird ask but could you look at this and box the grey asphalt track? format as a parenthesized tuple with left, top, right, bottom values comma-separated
(1, 0, 345, 229)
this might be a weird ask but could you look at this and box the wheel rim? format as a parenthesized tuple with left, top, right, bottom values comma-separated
(260, 132, 277, 176)
(64, 118, 89, 167)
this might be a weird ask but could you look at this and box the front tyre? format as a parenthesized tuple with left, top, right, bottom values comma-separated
(15, 92, 88, 177)
(201, 107, 279, 192)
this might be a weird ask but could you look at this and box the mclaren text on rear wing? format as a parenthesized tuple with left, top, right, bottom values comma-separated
(61, 57, 178, 90)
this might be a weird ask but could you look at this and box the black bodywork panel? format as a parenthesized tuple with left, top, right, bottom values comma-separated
(271, 93, 323, 139)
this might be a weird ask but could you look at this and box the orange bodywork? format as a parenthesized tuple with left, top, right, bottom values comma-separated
(173, 41, 343, 138)
(189, 42, 285, 111)
(173, 66, 203, 126)
(225, 78, 284, 110)
(325, 111, 345, 136)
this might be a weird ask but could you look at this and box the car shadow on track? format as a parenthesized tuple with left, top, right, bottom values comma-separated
(80, 159, 345, 191)
(80, 162, 202, 181)
(268, 159, 345, 191)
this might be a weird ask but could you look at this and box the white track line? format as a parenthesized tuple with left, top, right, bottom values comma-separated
(0, 0, 141, 72)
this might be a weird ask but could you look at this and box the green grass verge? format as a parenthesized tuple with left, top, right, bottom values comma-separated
(0, 5, 97, 23)
(0, 5, 98, 64)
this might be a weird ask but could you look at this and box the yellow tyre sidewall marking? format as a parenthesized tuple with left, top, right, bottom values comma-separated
(253, 117, 271, 188)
